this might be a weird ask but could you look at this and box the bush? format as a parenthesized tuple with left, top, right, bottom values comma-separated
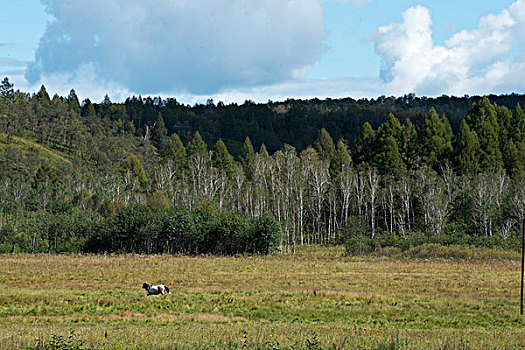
(339, 216, 372, 244)
(85, 204, 280, 256)
(250, 215, 281, 255)
(162, 208, 196, 254)
(345, 235, 374, 255)
(402, 244, 520, 261)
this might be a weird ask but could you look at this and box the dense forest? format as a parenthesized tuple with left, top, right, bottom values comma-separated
(0, 76, 524, 254)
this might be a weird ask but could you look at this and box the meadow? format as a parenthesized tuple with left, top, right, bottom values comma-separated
(1, 246, 524, 349)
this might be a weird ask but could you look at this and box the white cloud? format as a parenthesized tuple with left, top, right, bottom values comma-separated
(12, 0, 525, 103)
(374, 0, 525, 96)
(180, 76, 385, 105)
(27, 0, 326, 95)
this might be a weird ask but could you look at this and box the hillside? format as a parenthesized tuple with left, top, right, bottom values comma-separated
(0, 133, 71, 180)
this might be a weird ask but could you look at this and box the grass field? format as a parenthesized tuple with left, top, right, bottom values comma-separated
(1, 246, 524, 349)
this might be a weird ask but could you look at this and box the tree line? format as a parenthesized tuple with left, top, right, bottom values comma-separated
(0, 77, 524, 254)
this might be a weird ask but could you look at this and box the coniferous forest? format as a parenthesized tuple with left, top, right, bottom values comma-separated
(1, 77, 525, 254)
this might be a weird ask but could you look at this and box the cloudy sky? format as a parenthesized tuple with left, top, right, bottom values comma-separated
(0, 0, 522, 103)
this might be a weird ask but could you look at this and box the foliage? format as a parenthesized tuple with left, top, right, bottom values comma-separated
(1, 80, 525, 254)
(84, 205, 280, 255)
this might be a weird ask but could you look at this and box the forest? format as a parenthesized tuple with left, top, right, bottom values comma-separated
(0, 76, 524, 254)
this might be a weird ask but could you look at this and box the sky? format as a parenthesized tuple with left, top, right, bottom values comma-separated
(0, 0, 522, 104)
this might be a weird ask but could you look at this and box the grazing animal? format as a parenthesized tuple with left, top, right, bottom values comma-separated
(142, 282, 171, 296)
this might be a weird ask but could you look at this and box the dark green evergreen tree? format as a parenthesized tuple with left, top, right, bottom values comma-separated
(376, 135, 404, 175)
(400, 118, 420, 170)
(313, 128, 338, 177)
(419, 108, 453, 169)
(81, 99, 96, 119)
(151, 112, 168, 152)
(354, 122, 376, 165)
(212, 138, 233, 177)
(163, 133, 187, 175)
(335, 139, 352, 175)
(466, 97, 502, 171)
(513, 142, 525, 180)
(512, 104, 525, 143)
(35, 85, 50, 102)
(67, 89, 81, 114)
(454, 120, 480, 175)
(0, 77, 14, 98)
(503, 138, 519, 177)
(240, 136, 255, 179)
(188, 131, 208, 158)
(497, 105, 512, 147)
(374, 113, 404, 174)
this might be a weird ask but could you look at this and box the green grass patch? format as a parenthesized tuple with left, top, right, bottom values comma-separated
(0, 133, 71, 165)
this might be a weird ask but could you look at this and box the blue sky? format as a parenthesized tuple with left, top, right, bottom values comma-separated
(0, 0, 522, 103)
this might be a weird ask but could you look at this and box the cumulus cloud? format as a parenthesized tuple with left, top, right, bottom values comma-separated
(374, 1, 525, 96)
(27, 0, 326, 95)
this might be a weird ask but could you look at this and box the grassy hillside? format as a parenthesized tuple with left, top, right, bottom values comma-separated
(0, 133, 71, 180)
(0, 246, 523, 349)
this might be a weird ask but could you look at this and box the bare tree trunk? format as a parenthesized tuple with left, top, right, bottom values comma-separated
(366, 168, 379, 238)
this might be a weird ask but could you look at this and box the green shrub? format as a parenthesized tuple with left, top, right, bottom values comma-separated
(85, 204, 280, 256)
(250, 215, 281, 255)
(402, 244, 520, 261)
(345, 235, 374, 255)
(339, 216, 372, 244)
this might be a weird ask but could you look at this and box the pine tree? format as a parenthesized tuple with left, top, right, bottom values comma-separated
(259, 143, 270, 158)
(335, 139, 352, 175)
(240, 136, 255, 180)
(313, 128, 336, 160)
(420, 108, 453, 169)
(35, 85, 50, 102)
(0, 77, 14, 98)
(354, 122, 376, 165)
(497, 105, 512, 147)
(454, 120, 480, 175)
(67, 89, 81, 114)
(188, 131, 208, 158)
(466, 97, 502, 171)
(400, 118, 420, 170)
(376, 135, 404, 175)
(81, 99, 96, 119)
(151, 112, 168, 152)
(313, 128, 338, 177)
(212, 138, 233, 177)
(163, 133, 187, 168)
(513, 142, 525, 180)
(380, 113, 403, 145)
(503, 138, 519, 177)
(374, 113, 404, 174)
(512, 104, 525, 143)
